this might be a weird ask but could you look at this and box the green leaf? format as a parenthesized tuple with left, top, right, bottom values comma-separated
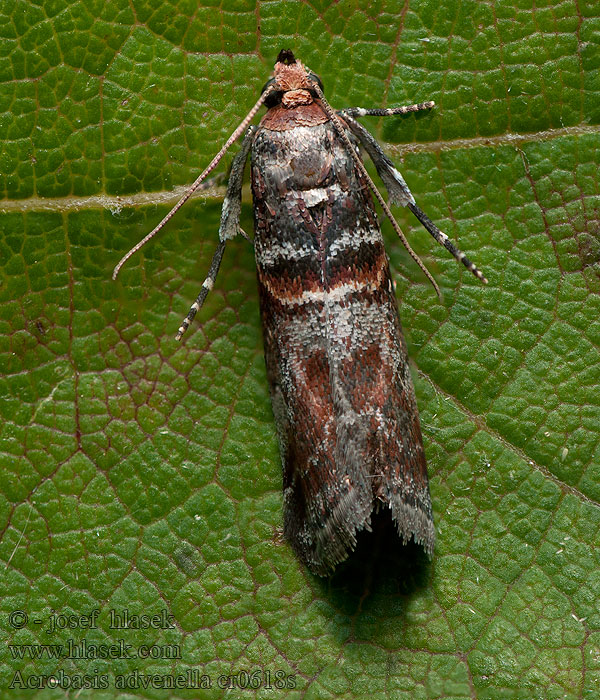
(1, 1, 600, 699)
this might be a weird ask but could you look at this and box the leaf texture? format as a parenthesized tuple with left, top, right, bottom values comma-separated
(1, 1, 599, 698)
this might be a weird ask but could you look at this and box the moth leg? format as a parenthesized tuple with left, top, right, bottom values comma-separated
(313, 84, 440, 296)
(405, 201, 487, 283)
(341, 113, 415, 206)
(113, 84, 275, 280)
(175, 126, 255, 341)
(339, 101, 435, 118)
(175, 240, 226, 341)
(217, 126, 256, 242)
(342, 114, 487, 284)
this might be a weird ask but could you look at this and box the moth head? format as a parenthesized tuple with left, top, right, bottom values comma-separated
(261, 50, 324, 108)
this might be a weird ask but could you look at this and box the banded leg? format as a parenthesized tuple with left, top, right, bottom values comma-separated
(175, 127, 255, 341)
(342, 113, 487, 284)
(343, 113, 414, 206)
(407, 202, 487, 283)
(175, 240, 226, 341)
(313, 83, 441, 298)
(218, 126, 255, 241)
(340, 102, 435, 118)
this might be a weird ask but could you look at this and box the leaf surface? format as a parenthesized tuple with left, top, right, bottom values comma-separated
(1, 2, 600, 698)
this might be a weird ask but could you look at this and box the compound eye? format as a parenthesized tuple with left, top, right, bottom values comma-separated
(261, 78, 283, 107)
(307, 72, 324, 92)
(261, 78, 276, 94)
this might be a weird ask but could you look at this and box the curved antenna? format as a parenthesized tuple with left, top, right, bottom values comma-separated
(112, 85, 275, 280)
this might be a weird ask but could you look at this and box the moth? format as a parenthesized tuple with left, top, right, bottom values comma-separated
(114, 50, 486, 576)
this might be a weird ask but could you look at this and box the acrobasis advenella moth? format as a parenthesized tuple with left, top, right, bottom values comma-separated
(113, 50, 487, 576)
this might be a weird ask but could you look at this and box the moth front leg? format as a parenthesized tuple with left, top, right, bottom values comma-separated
(176, 126, 256, 340)
(342, 113, 487, 284)
(340, 102, 435, 118)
